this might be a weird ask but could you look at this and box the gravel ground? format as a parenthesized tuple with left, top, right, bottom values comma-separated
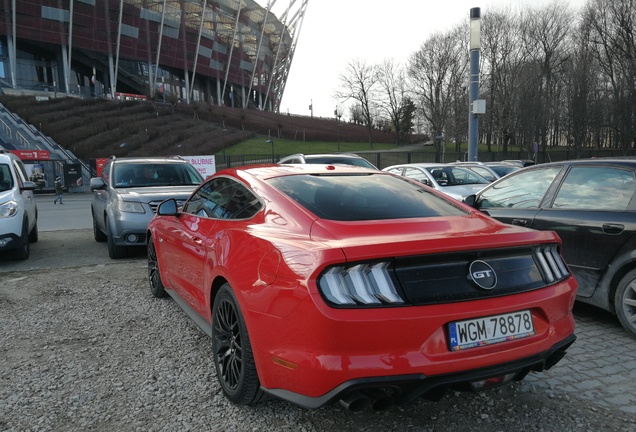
(1, 260, 635, 432)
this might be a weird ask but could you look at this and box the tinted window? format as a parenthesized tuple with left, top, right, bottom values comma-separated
(113, 163, 202, 187)
(268, 173, 466, 221)
(426, 167, 489, 186)
(184, 177, 262, 219)
(477, 167, 562, 209)
(553, 166, 635, 211)
(488, 165, 517, 177)
(0, 164, 12, 191)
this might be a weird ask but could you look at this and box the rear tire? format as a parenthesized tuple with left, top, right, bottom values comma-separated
(106, 218, 127, 259)
(615, 270, 636, 338)
(147, 236, 167, 298)
(212, 284, 262, 405)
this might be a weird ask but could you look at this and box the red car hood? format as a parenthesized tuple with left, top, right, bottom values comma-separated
(309, 212, 560, 262)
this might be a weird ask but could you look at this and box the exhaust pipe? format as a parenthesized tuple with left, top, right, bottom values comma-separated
(339, 392, 372, 412)
(368, 389, 395, 411)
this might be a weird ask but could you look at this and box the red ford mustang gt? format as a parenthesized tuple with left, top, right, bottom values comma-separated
(146, 164, 577, 411)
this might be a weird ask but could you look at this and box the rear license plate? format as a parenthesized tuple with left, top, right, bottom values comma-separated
(448, 310, 535, 351)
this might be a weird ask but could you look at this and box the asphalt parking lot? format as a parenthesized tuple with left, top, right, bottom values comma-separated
(1, 193, 635, 431)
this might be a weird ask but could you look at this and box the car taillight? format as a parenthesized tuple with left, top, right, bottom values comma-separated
(535, 245, 570, 284)
(318, 262, 405, 307)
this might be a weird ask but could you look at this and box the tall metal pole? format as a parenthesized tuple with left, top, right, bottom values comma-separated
(467, 7, 481, 162)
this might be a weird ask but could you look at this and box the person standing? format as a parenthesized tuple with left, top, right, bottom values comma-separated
(53, 176, 64, 204)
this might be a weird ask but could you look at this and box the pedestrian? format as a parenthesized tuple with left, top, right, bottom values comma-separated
(53, 176, 64, 204)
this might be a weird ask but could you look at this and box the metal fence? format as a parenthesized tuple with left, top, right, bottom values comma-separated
(216, 148, 636, 171)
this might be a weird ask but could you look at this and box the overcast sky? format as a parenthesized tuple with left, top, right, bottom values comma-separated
(264, 0, 587, 119)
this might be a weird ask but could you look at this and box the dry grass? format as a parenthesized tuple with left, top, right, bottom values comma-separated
(0, 95, 418, 160)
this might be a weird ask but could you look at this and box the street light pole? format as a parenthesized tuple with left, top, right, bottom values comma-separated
(467, 7, 481, 162)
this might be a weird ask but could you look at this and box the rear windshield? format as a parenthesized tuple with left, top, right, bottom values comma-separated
(305, 157, 376, 169)
(113, 163, 202, 187)
(267, 173, 466, 221)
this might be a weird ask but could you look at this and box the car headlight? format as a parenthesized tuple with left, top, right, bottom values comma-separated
(318, 262, 405, 307)
(118, 201, 146, 213)
(0, 200, 18, 218)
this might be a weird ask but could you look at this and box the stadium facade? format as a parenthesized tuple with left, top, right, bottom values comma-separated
(0, 0, 308, 112)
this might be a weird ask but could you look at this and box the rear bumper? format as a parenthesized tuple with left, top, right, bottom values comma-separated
(263, 334, 576, 409)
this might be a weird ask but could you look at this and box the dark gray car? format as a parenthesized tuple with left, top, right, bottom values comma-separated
(464, 158, 636, 338)
(90, 156, 203, 259)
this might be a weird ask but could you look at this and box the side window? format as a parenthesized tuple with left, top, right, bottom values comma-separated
(404, 167, 430, 184)
(477, 167, 562, 209)
(12, 159, 28, 187)
(553, 166, 635, 211)
(183, 177, 261, 220)
(101, 162, 111, 185)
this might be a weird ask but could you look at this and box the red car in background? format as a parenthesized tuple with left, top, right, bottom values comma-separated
(146, 164, 577, 411)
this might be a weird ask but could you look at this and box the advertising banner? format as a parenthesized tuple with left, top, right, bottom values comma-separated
(11, 150, 51, 160)
(64, 163, 83, 187)
(183, 155, 216, 178)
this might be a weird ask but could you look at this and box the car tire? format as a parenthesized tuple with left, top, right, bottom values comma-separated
(93, 213, 107, 242)
(106, 218, 127, 259)
(28, 218, 38, 243)
(147, 236, 167, 298)
(13, 219, 30, 260)
(615, 270, 636, 338)
(212, 284, 262, 405)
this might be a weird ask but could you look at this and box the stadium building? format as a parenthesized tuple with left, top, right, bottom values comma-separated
(0, 0, 308, 111)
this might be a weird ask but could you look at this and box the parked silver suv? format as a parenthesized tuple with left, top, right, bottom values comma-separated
(0, 150, 38, 260)
(90, 156, 203, 259)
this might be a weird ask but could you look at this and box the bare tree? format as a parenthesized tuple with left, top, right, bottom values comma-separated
(408, 25, 467, 156)
(586, 0, 636, 152)
(520, 2, 575, 154)
(335, 59, 378, 143)
(481, 5, 527, 153)
(376, 59, 413, 145)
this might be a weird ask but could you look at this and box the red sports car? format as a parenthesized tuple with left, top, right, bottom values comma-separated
(146, 164, 577, 411)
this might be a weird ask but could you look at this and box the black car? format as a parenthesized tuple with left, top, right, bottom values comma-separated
(464, 158, 636, 338)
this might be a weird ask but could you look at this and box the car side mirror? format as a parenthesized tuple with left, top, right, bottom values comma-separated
(90, 177, 106, 190)
(21, 181, 37, 191)
(463, 194, 477, 207)
(156, 198, 179, 216)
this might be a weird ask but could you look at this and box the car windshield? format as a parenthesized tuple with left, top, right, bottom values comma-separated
(0, 164, 13, 192)
(267, 173, 466, 221)
(425, 166, 490, 186)
(304, 156, 376, 169)
(113, 163, 202, 187)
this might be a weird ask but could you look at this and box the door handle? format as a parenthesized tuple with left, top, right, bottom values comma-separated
(603, 223, 624, 234)
(511, 219, 528, 227)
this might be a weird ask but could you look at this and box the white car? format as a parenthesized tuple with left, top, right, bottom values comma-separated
(0, 150, 38, 260)
(383, 163, 490, 200)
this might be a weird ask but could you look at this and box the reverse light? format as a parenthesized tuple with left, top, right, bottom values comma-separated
(318, 262, 404, 307)
(0, 200, 18, 218)
(470, 373, 516, 390)
(118, 201, 145, 213)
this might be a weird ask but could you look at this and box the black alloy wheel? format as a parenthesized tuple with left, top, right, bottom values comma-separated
(212, 284, 262, 405)
(147, 236, 167, 298)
